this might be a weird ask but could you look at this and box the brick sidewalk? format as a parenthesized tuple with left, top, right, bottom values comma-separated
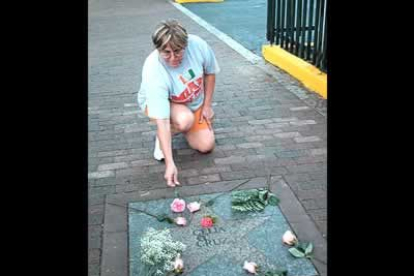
(88, 0, 327, 275)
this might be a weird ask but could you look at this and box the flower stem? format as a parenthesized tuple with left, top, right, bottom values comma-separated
(204, 178, 252, 206)
(107, 202, 166, 220)
(267, 173, 272, 191)
(174, 186, 180, 198)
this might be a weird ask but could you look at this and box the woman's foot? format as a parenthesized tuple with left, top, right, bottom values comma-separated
(153, 136, 165, 161)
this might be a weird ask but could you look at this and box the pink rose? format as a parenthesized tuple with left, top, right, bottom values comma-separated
(187, 202, 201, 213)
(175, 217, 187, 226)
(200, 217, 214, 228)
(171, 198, 186, 213)
(243, 261, 258, 274)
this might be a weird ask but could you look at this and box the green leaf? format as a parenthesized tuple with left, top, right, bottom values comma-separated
(267, 194, 280, 206)
(288, 247, 306, 258)
(297, 242, 308, 252)
(231, 204, 245, 212)
(253, 201, 265, 211)
(231, 190, 259, 203)
(305, 242, 314, 255)
(232, 204, 252, 212)
(243, 203, 253, 211)
(246, 201, 257, 211)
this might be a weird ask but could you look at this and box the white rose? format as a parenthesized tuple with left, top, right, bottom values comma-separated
(282, 230, 298, 245)
(187, 202, 201, 213)
(243, 261, 258, 274)
(175, 217, 187, 226)
(173, 253, 184, 273)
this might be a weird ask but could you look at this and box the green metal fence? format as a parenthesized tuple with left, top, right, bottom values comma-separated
(266, 0, 327, 73)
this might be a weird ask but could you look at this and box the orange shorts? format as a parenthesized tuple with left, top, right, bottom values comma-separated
(145, 106, 210, 133)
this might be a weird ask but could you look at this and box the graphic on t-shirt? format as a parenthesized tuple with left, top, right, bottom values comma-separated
(171, 68, 203, 103)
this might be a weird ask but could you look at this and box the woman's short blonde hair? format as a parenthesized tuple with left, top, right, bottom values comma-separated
(152, 20, 188, 51)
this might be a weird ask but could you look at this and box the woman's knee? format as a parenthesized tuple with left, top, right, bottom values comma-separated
(195, 139, 215, 153)
(173, 112, 194, 132)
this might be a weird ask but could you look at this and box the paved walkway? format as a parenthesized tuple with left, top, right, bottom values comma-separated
(88, 0, 327, 275)
(183, 0, 267, 56)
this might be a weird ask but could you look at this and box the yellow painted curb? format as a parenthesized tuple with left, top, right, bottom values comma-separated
(175, 0, 223, 3)
(262, 45, 327, 98)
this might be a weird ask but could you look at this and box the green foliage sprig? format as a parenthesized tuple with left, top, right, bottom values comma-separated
(231, 174, 280, 212)
(231, 188, 279, 212)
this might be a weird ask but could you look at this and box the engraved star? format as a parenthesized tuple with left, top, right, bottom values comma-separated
(171, 205, 272, 274)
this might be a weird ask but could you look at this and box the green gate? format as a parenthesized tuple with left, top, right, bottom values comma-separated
(267, 0, 327, 73)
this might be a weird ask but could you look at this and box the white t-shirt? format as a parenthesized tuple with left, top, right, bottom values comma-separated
(138, 34, 220, 119)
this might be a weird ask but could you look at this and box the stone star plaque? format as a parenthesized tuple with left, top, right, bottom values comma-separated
(129, 190, 318, 276)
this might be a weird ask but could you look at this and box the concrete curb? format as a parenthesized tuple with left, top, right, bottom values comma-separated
(175, 0, 224, 3)
(262, 45, 327, 99)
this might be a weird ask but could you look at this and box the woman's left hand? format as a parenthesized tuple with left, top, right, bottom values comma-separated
(200, 105, 214, 130)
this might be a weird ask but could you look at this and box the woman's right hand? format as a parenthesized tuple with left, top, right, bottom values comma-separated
(165, 162, 180, 187)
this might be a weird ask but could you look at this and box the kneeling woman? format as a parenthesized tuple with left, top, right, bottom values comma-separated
(138, 20, 220, 187)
